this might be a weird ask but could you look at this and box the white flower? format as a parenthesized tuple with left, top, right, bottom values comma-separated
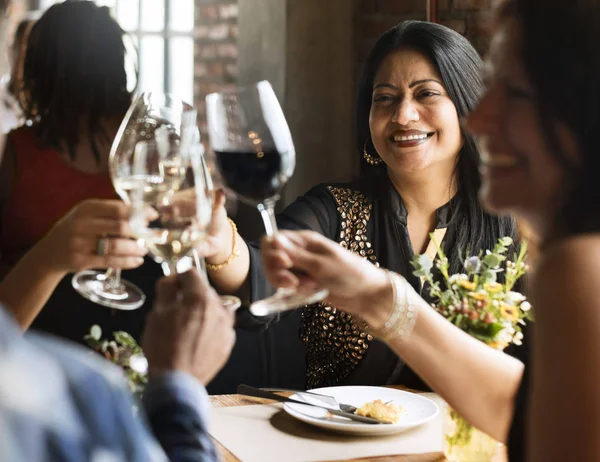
(90, 325, 102, 341)
(449, 273, 469, 284)
(507, 291, 526, 304)
(515, 332, 524, 340)
(129, 354, 148, 375)
(513, 332, 524, 346)
(497, 329, 513, 343)
(520, 301, 532, 312)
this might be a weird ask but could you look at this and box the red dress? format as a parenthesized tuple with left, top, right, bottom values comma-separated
(0, 126, 115, 266)
(0, 126, 162, 345)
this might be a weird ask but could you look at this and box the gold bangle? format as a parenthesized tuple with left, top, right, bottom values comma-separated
(206, 218, 240, 271)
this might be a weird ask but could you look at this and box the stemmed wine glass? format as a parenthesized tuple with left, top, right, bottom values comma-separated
(128, 136, 212, 281)
(72, 92, 197, 310)
(205, 80, 328, 316)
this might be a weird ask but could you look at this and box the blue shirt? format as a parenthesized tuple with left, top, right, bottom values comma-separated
(0, 308, 219, 461)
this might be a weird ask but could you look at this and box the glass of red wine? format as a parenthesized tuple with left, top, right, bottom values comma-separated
(205, 81, 328, 315)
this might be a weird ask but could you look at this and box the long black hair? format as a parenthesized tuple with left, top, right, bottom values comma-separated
(499, 0, 600, 240)
(357, 20, 517, 275)
(21, 0, 133, 161)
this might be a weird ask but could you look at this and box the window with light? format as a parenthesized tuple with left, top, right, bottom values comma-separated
(36, 0, 195, 104)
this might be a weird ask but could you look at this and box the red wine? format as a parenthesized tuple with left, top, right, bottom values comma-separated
(214, 150, 284, 204)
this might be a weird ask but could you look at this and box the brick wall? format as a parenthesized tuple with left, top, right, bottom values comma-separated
(194, 0, 239, 141)
(357, 0, 494, 68)
(194, 0, 494, 141)
(358, 0, 427, 64)
(438, 0, 494, 55)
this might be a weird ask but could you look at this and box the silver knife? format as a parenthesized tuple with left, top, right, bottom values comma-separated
(260, 387, 357, 413)
(237, 384, 387, 425)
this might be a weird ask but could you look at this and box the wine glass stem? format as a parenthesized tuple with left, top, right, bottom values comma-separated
(104, 267, 122, 290)
(193, 249, 208, 276)
(257, 201, 278, 238)
(161, 262, 179, 277)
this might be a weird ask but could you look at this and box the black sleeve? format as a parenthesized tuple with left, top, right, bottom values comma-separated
(236, 184, 339, 329)
(145, 402, 218, 462)
(507, 365, 529, 462)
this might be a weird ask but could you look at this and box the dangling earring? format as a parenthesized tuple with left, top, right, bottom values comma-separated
(363, 139, 383, 166)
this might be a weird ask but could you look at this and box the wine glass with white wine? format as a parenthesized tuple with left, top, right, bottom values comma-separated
(71, 92, 196, 310)
(128, 138, 212, 280)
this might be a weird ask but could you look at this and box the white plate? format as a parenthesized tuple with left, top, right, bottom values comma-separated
(283, 386, 439, 436)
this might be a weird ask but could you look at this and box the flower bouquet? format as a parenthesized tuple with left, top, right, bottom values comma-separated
(84, 325, 148, 396)
(412, 236, 532, 461)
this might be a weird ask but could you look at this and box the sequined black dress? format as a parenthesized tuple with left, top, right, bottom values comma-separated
(246, 169, 526, 390)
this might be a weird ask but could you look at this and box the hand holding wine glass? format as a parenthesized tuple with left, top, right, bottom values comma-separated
(71, 92, 196, 310)
(205, 81, 328, 315)
(41, 199, 149, 273)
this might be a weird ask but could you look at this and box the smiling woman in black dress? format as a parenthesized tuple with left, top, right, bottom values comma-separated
(260, 0, 600, 460)
(205, 20, 526, 392)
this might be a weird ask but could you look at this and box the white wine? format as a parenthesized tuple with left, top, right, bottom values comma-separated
(115, 174, 164, 204)
(142, 227, 206, 264)
(115, 169, 185, 205)
(159, 159, 187, 191)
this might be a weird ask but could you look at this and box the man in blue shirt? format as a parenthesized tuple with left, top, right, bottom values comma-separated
(0, 269, 235, 461)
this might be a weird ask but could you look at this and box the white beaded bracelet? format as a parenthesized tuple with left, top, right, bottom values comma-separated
(370, 271, 419, 341)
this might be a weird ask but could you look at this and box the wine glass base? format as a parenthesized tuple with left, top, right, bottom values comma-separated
(249, 287, 328, 316)
(72, 270, 146, 311)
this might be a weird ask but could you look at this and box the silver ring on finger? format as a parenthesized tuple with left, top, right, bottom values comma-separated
(96, 237, 109, 256)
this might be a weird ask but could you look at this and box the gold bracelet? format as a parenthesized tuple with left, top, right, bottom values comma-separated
(206, 218, 240, 271)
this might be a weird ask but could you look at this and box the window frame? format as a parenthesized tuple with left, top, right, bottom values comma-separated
(32, 0, 195, 102)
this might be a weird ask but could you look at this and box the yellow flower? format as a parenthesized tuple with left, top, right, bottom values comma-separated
(468, 291, 487, 301)
(484, 282, 503, 294)
(459, 281, 477, 291)
(488, 341, 509, 351)
(500, 303, 520, 321)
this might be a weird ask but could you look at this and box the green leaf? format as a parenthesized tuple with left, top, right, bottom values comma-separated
(483, 253, 502, 268)
(488, 322, 505, 337)
(470, 332, 491, 343)
(114, 331, 139, 349)
(525, 310, 535, 322)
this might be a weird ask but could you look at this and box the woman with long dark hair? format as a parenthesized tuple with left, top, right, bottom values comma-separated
(261, 0, 600, 459)
(0, 1, 160, 342)
(205, 20, 523, 390)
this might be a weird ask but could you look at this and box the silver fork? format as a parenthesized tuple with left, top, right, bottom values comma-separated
(260, 388, 358, 414)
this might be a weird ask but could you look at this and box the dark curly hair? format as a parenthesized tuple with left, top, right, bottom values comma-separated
(21, 0, 134, 161)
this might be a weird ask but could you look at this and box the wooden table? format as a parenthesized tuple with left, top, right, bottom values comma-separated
(210, 393, 508, 462)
